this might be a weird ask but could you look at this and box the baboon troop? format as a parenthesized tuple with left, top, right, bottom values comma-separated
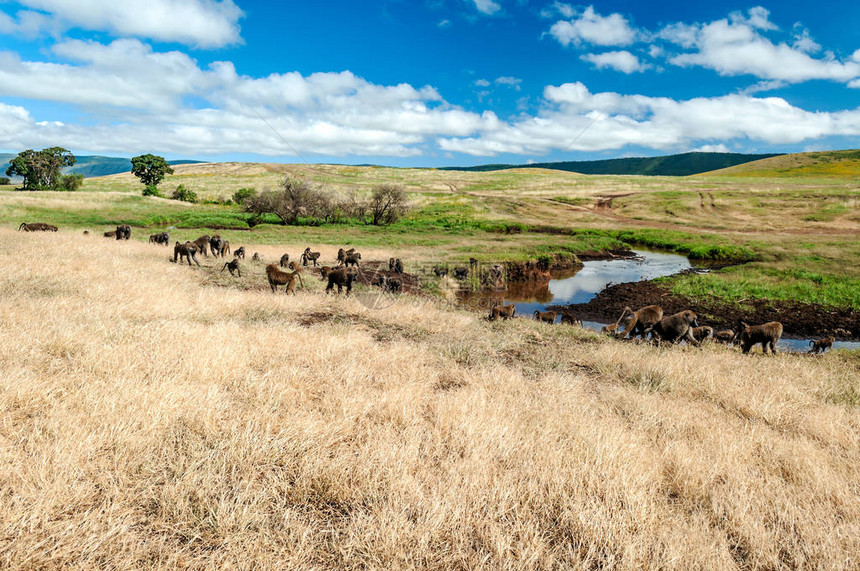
(646, 310, 700, 346)
(115, 224, 131, 240)
(266, 264, 303, 294)
(173, 241, 200, 266)
(18, 222, 58, 232)
(233, 246, 245, 259)
(808, 336, 834, 354)
(616, 305, 664, 339)
(337, 248, 356, 266)
(736, 321, 783, 354)
(489, 301, 516, 321)
(221, 259, 241, 277)
(325, 267, 356, 295)
(534, 310, 557, 324)
(373, 274, 402, 293)
(149, 231, 169, 245)
(302, 247, 321, 267)
(192, 235, 210, 257)
(280, 253, 290, 268)
(389, 258, 403, 273)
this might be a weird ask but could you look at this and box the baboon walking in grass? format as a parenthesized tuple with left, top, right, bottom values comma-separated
(266, 264, 303, 294)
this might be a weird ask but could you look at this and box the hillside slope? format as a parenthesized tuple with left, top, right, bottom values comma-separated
(703, 149, 860, 177)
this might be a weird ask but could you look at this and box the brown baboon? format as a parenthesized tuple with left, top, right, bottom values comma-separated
(192, 235, 211, 257)
(173, 241, 200, 266)
(560, 313, 582, 326)
(808, 336, 834, 354)
(104, 230, 117, 238)
(453, 267, 469, 280)
(252, 252, 261, 261)
(18, 222, 58, 232)
(219, 240, 230, 257)
(374, 275, 401, 293)
(266, 263, 303, 294)
(389, 258, 396, 271)
(736, 321, 783, 354)
(534, 310, 557, 324)
(115, 224, 131, 240)
(325, 267, 356, 295)
(149, 231, 169, 245)
(233, 246, 245, 259)
(394, 258, 403, 274)
(602, 323, 621, 336)
(288, 260, 302, 271)
(319, 266, 334, 280)
(343, 252, 361, 268)
(301, 247, 321, 267)
(714, 329, 735, 344)
(209, 235, 224, 257)
(488, 301, 516, 321)
(433, 266, 448, 278)
(618, 305, 663, 339)
(221, 259, 241, 277)
(691, 326, 714, 343)
(646, 310, 700, 345)
(469, 257, 478, 269)
(83, 230, 89, 235)
(280, 253, 290, 267)
(337, 248, 347, 265)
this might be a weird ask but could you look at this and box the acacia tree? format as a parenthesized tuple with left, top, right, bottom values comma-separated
(245, 176, 326, 225)
(5, 147, 76, 190)
(131, 154, 174, 190)
(365, 184, 408, 225)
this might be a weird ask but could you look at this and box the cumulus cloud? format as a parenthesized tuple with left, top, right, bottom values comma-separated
(8, 0, 243, 47)
(581, 51, 647, 73)
(495, 76, 522, 89)
(469, 0, 500, 16)
(548, 6, 637, 47)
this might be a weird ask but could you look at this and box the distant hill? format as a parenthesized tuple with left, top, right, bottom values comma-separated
(0, 153, 203, 180)
(702, 149, 860, 177)
(440, 152, 782, 176)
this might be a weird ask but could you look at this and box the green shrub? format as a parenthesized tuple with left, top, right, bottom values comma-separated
(56, 173, 83, 191)
(232, 187, 257, 205)
(171, 184, 198, 203)
(142, 184, 163, 197)
(0, 177, 10, 185)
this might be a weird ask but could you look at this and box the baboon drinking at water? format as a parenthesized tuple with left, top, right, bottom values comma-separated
(18, 222, 58, 232)
(617, 305, 663, 339)
(221, 259, 241, 277)
(173, 241, 200, 266)
(646, 310, 699, 345)
(534, 310, 557, 324)
(735, 321, 783, 354)
(808, 336, 834, 354)
(488, 302, 516, 321)
(325, 267, 356, 296)
(266, 263, 303, 294)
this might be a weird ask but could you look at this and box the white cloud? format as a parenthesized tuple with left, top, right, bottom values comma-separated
(548, 6, 637, 47)
(469, 0, 500, 16)
(9, 0, 243, 47)
(581, 51, 647, 73)
(691, 144, 731, 153)
(474, 79, 491, 87)
(495, 76, 522, 89)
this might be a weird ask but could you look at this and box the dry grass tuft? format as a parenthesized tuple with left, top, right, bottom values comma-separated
(1, 229, 858, 569)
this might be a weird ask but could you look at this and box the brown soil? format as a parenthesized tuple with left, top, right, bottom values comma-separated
(553, 280, 859, 340)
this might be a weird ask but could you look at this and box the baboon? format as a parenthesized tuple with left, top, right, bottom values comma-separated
(18, 222, 57, 232)
(266, 263, 303, 294)
(373, 275, 401, 293)
(560, 313, 582, 326)
(488, 301, 516, 321)
(691, 326, 714, 343)
(534, 310, 557, 324)
(103, 230, 117, 238)
(617, 305, 663, 339)
(602, 323, 621, 336)
(833, 328, 851, 337)
(735, 321, 783, 355)
(714, 330, 735, 344)
(325, 267, 356, 295)
(433, 266, 448, 278)
(288, 260, 302, 271)
(319, 266, 334, 280)
(389, 257, 396, 271)
(469, 257, 478, 269)
(280, 253, 290, 268)
(219, 240, 230, 257)
(233, 246, 245, 259)
(646, 310, 700, 345)
(221, 259, 241, 277)
(393, 258, 403, 274)
(192, 235, 211, 257)
(173, 241, 200, 266)
(209, 235, 224, 258)
(252, 252, 261, 261)
(343, 252, 361, 268)
(83, 230, 89, 235)
(115, 224, 131, 240)
(301, 247, 321, 267)
(337, 248, 355, 265)
(453, 267, 469, 280)
(149, 232, 169, 245)
(808, 336, 834, 354)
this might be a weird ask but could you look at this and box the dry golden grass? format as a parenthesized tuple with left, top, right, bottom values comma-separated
(1, 229, 858, 569)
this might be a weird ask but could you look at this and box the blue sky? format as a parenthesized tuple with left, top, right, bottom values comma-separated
(0, 1, 858, 166)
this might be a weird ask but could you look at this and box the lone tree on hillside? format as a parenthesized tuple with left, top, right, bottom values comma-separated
(5, 147, 76, 190)
(365, 184, 408, 225)
(131, 154, 174, 190)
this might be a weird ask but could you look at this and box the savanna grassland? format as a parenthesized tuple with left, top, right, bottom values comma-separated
(1, 230, 858, 569)
(1, 152, 859, 568)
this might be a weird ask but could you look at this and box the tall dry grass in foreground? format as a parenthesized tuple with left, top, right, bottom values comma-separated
(0, 230, 858, 570)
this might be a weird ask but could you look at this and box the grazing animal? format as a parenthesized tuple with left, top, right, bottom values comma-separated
(209, 235, 224, 257)
(691, 326, 714, 343)
(115, 224, 131, 240)
(233, 246, 246, 259)
(103, 230, 117, 238)
(433, 266, 448, 278)
(280, 253, 290, 268)
(343, 253, 361, 269)
(453, 267, 469, 280)
(736, 321, 783, 355)
(714, 330, 735, 344)
(221, 259, 241, 277)
(534, 310, 557, 324)
(618, 305, 664, 339)
(173, 241, 200, 266)
(192, 235, 210, 257)
(325, 267, 356, 296)
(488, 301, 516, 321)
(266, 263, 303, 294)
(18, 222, 58, 232)
(646, 310, 700, 345)
(301, 247, 321, 267)
(560, 313, 582, 326)
(808, 336, 834, 354)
